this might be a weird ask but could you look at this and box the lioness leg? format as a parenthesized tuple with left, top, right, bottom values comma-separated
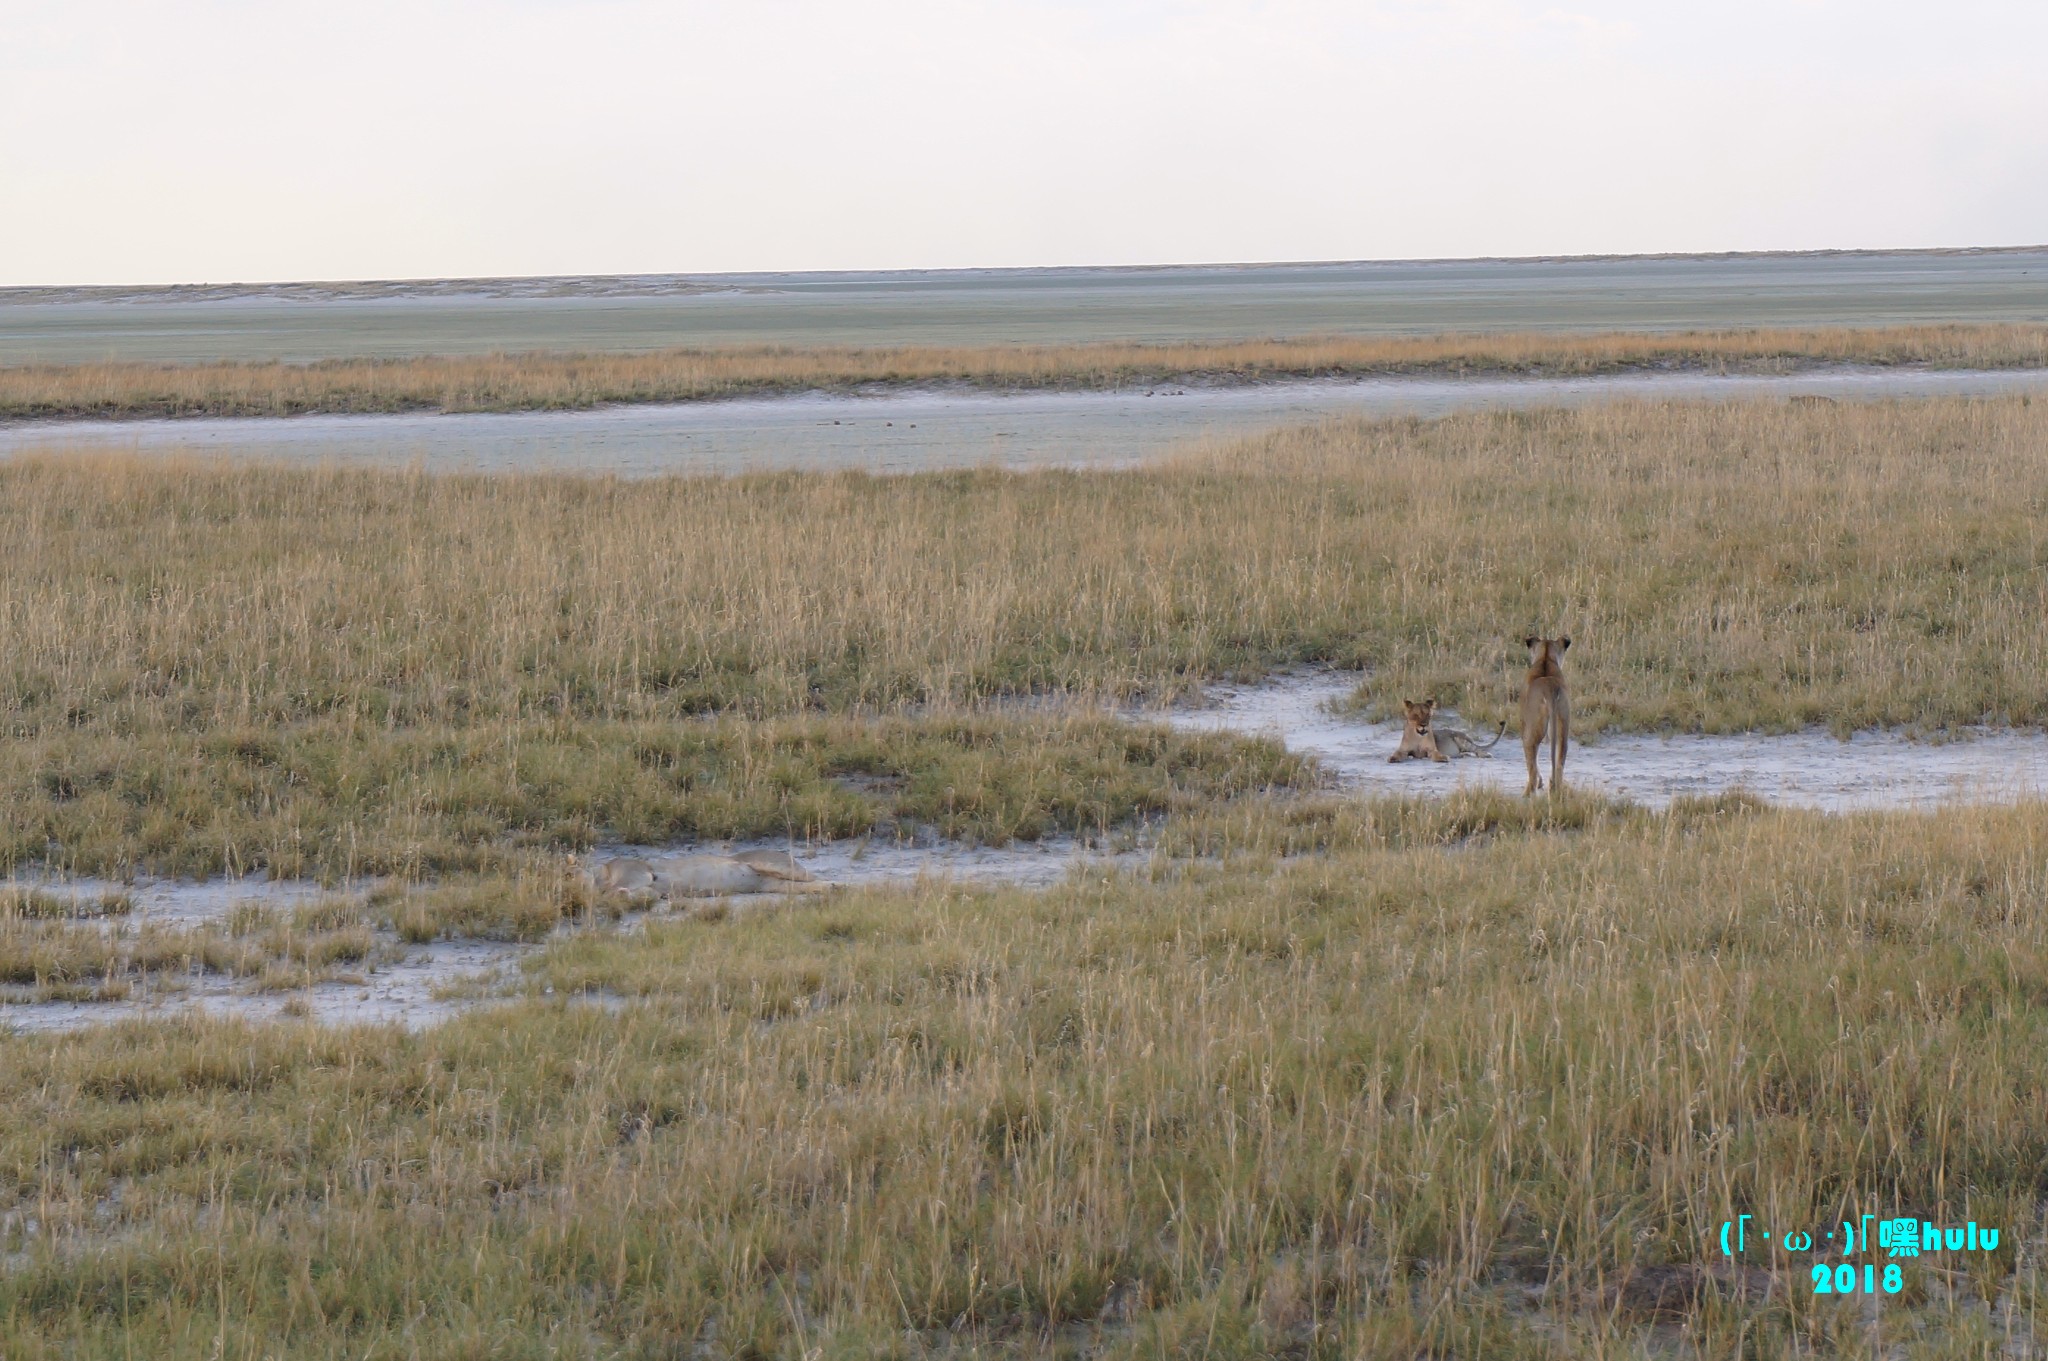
(1549, 701, 1570, 797)
(1523, 726, 1543, 795)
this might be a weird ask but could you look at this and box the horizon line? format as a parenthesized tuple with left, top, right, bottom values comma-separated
(8, 241, 2047, 300)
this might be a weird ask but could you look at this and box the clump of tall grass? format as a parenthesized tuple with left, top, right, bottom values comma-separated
(4, 324, 2045, 420)
(1, 713, 1305, 879)
(371, 869, 590, 944)
(3, 799, 2046, 1353)
(0, 885, 132, 919)
(0, 897, 379, 1004)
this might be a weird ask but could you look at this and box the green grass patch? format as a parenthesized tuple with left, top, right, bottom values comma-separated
(4, 715, 1306, 879)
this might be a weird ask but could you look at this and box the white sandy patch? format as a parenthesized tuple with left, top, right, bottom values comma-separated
(1157, 672, 2048, 812)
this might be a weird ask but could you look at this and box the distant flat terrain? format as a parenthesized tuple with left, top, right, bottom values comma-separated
(10, 367, 2046, 476)
(7, 248, 2048, 363)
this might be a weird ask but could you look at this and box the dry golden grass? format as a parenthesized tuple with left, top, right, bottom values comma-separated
(8, 394, 2048, 1353)
(5, 324, 2047, 419)
(1, 712, 1303, 880)
(3, 795, 2046, 1355)
(6, 395, 2047, 737)
(6, 394, 2048, 874)
(0, 885, 131, 919)
(1199, 394, 2048, 735)
(4, 393, 2047, 874)
(0, 892, 382, 1003)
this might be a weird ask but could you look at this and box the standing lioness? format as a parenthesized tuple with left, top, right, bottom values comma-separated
(1520, 636, 1571, 797)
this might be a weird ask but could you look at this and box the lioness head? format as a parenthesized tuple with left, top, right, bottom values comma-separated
(1524, 636, 1571, 667)
(1401, 698, 1435, 731)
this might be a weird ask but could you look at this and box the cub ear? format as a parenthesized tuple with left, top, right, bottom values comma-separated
(1557, 637, 1572, 651)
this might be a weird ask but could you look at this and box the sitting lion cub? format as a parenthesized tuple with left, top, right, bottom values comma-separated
(1388, 698, 1506, 764)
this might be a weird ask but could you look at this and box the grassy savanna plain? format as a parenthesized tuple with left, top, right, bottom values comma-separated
(8, 799, 2048, 1357)
(2, 324, 2047, 420)
(5, 396, 2048, 1353)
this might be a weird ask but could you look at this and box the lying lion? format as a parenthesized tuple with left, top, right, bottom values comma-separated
(578, 848, 830, 900)
(1388, 698, 1506, 763)
(653, 850, 831, 898)
(581, 855, 658, 899)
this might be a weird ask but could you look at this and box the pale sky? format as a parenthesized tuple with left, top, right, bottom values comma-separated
(3, 0, 2045, 286)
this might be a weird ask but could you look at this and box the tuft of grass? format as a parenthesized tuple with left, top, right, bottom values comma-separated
(3, 801, 2048, 1352)
(1153, 785, 1631, 859)
(0, 885, 132, 919)
(370, 871, 584, 944)
(0, 920, 211, 1001)
(4, 324, 2047, 420)
(0, 897, 383, 1005)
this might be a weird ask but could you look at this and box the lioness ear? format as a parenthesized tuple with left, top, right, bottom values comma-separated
(1523, 636, 1538, 649)
(1557, 637, 1572, 651)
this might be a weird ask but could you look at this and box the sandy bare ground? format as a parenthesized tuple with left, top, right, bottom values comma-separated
(1159, 673, 2048, 812)
(7, 366, 2048, 475)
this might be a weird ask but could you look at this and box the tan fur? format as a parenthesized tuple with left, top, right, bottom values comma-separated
(1519, 636, 1571, 797)
(1433, 718, 1508, 758)
(651, 853, 832, 898)
(729, 848, 817, 882)
(580, 855, 658, 899)
(579, 850, 830, 901)
(1389, 698, 1450, 764)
